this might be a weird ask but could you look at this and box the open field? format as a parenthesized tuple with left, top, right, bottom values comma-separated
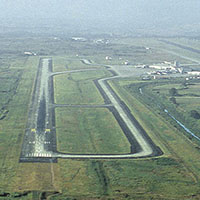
(55, 107, 130, 154)
(53, 57, 101, 72)
(1, 35, 200, 199)
(53, 71, 106, 105)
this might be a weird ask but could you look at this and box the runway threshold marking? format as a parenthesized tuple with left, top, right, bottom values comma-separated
(45, 129, 51, 133)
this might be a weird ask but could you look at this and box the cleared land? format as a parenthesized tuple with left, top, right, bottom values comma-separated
(55, 107, 130, 154)
(53, 71, 106, 105)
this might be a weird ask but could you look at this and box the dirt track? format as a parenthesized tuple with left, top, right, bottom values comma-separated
(19, 58, 162, 163)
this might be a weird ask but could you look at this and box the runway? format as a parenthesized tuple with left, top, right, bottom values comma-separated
(19, 58, 162, 163)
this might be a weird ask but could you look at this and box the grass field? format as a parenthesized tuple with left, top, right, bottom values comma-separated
(52, 57, 101, 72)
(0, 56, 44, 196)
(55, 107, 130, 154)
(54, 70, 108, 105)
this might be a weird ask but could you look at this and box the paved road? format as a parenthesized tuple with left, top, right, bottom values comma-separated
(20, 58, 161, 162)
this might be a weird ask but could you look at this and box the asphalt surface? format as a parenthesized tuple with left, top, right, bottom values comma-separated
(20, 58, 162, 163)
(20, 58, 57, 162)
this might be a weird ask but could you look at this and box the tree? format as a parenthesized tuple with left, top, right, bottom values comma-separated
(190, 110, 200, 119)
(170, 97, 177, 105)
(169, 88, 178, 96)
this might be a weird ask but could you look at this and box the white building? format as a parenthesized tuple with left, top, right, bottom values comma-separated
(24, 51, 37, 56)
(105, 56, 112, 60)
(71, 37, 87, 42)
(187, 71, 200, 75)
(149, 64, 176, 71)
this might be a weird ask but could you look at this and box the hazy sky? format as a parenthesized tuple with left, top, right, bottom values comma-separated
(0, 0, 200, 34)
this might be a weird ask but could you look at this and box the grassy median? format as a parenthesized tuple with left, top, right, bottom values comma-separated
(55, 107, 130, 154)
(53, 70, 109, 105)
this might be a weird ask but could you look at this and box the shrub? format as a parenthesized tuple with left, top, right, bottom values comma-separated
(169, 88, 178, 96)
(190, 110, 200, 119)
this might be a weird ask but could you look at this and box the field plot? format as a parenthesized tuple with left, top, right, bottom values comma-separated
(56, 107, 130, 154)
(0, 55, 42, 195)
(53, 71, 106, 105)
(53, 57, 100, 72)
